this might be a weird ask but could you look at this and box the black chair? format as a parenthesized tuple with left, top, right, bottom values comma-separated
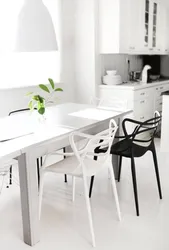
(89, 113, 162, 216)
(8, 108, 67, 186)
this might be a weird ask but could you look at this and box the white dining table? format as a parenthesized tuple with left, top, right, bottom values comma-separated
(0, 102, 131, 246)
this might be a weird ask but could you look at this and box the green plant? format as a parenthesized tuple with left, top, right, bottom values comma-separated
(27, 78, 63, 115)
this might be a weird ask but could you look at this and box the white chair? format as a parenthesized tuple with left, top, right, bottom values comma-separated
(90, 96, 128, 111)
(39, 119, 121, 247)
(0, 159, 19, 192)
(90, 96, 102, 106)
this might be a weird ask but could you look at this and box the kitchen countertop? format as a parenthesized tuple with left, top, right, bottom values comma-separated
(100, 78, 169, 91)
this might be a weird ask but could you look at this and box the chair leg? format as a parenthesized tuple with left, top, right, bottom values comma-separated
(89, 155, 97, 198)
(64, 174, 67, 183)
(152, 147, 162, 199)
(118, 156, 122, 182)
(108, 166, 121, 221)
(72, 176, 76, 202)
(40, 157, 43, 167)
(89, 176, 95, 198)
(63, 148, 68, 183)
(131, 156, 139, 216)
(9, 165, 12, 185)
(83, 175, 96, 247)
(37, 158, 40, 188)
(39, 172, 45, 219)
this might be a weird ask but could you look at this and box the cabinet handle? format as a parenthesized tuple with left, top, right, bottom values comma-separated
(160, 87, 163, 90)
(140, 92, 145, 96)
(129, 46, 135, 50)
(165, 49, 168, 52)
(158, 49, 161, 51)
(149, 48, 153, 51)
(156, 88, 158, 90)
(140, 100, 145, 104)
(160, 102, 162, 105)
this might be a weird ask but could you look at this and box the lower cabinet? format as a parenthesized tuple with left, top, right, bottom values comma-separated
(99, 82, 169, 137)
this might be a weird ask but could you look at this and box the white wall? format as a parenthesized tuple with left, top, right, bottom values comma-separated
(74, 0, 100, 104)
(0, 0, 76, 117)
(60, 0, 76, 103)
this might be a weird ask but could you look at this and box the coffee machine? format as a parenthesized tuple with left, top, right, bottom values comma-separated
(142, 55, 161, 82)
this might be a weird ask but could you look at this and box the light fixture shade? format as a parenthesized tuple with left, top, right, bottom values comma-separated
(15, 0, 58, 52)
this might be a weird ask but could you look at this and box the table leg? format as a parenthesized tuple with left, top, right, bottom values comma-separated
(18, 152, 40, 246)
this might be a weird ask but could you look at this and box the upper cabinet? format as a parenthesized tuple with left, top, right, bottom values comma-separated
(99, 0, 141, 54)
(158, 4, 169, 54)
(99, 0, 169, 55)
(99, 0, 128, 54)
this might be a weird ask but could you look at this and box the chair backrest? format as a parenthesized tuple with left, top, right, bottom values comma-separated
(69, 119, 118, 172)
(90, 96, 102, 106)
(99, 97, 128, 111)
(90, 96, 128, 111)
(0, 165, 11, 176)
(9, 108, 35, 116)
(123, 111, 161, 145)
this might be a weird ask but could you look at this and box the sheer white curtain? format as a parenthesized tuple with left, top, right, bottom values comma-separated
(0, 0, 61, 88)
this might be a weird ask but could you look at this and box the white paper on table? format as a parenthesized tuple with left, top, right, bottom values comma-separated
(69, 108, 120, 121)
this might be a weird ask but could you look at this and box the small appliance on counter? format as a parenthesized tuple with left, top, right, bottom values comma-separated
(141, 65, 152, 84)
(129, 71, 141, 82)
(142, 55, 161, 83)
(102, 70, 122, 85)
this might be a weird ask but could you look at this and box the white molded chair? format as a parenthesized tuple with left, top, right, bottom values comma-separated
(39, 119, 121, 247)
(90, 96, 128, 112)
(0, 159, 18, 192)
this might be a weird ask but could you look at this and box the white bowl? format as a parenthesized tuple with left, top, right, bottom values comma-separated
(106, 70, 117, 75)
(103, 75, 122, 85)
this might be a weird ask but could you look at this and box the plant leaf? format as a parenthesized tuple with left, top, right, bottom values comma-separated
(37, 101, 44, 109)
(55, 88, 63, 92)
(32, 95, 40, 101)
(32, 95, 44, 103)
(48, 78, 55, 89)
(39, 84, 50, 93)
(38, 107, 45, 115)
(26, 92, 33, 96)
(38, 95, 45, 103)
(28, 100, 33, 110)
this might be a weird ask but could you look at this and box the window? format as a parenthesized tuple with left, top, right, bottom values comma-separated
(0, 0, 60, 88)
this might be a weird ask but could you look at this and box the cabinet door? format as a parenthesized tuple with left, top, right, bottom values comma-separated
(149, 0, 159, 53)
(141, 0, 161, 54)
(156, 3, 165, 54)
(144, 0, 151, 49)
(161, 6, 169, 54)
(128, 0, 143, 53)
(139, 0, 151, 53)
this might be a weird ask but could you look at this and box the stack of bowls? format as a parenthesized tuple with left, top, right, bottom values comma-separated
(103, 70, 122, 85)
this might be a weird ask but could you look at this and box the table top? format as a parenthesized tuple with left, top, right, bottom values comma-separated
(0, 102, 131, 162)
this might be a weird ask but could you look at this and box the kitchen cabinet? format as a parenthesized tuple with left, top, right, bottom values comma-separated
(128, 0, 144, 54)
(159, 5, 169, 54)
(140, 0, 169, 54)
(99, 80, 169, 122)
(99, 0, 169, 55)
(142, 0, 162, 54)
(146, 0, 159, 53)
(99, 0, 143, 54)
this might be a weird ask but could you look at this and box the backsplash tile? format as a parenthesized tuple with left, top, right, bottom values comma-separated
(100, 54, 143, 82)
